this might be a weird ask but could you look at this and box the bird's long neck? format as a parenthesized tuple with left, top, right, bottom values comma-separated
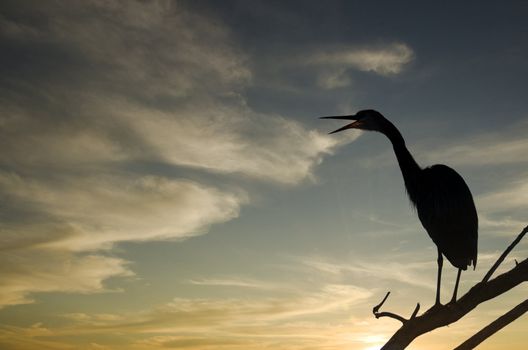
(381, 121, 422, 204)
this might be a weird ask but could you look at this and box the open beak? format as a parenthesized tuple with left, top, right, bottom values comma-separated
(319, 114, 363, 134)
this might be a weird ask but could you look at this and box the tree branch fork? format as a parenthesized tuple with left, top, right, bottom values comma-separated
(373, 225, 528, 350)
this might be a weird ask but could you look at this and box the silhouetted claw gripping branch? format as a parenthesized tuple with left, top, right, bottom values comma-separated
(373, 225, 528, 350)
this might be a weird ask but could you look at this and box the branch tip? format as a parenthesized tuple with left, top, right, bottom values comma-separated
(482, 226, 528, 283)
(410, 303, 420, 319)
(373, 291, 391, 314)
(372, 291, 412, 324)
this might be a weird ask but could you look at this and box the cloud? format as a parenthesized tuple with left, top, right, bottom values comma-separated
(0, 259, 523, 350)
(1, 0, 344, 185)
(308, 43, 414, 88)
(476, 178, 528, 233)
(0, 283, 374, 349)
(5, 275, 520, 350)
(316, 67, 353, 90)
(162, 285, 371, 323)
(0, 0, 411, 312)
(109, 98, 345, 184)
(423, 134, 528, 167)
(478, 180, 528, 212)
(0, 0, 349, 308)
(0, 251, 132, 307)
(478, 215, 527, 234)
(0, 172, 245, 251)
(299, 256, 436, 291)
(187, 277, 279, 290)
(0, 169, 246, 305)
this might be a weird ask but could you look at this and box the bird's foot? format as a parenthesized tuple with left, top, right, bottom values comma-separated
(448, 296, 458, 305)
(430, 301, 444, 311)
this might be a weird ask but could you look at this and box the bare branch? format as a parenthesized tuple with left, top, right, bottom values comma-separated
(379, 257, 528, 350)
(373, 225, 528, 350)
(373, 291, 391, 314)
(372, 292, 421, 324)
(375, 311, 408, 324)
(453, 299, 528, 350)
(482, 225, 528, 283)
(373, 292, 407, 323)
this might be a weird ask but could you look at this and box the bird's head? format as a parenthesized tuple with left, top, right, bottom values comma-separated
(320, 109, 388, 134)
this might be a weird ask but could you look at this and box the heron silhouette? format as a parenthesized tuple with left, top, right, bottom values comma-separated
(322, 109, 478, 305)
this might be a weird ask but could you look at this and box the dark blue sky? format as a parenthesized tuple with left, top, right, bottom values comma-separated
(185, 0, 528, 128)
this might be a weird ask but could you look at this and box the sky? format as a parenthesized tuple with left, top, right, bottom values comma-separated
(0, 1, 527, 349)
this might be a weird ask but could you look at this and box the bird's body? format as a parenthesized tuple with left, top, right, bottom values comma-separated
(416, 164, 478, 270)
(322, 109, 478, 304)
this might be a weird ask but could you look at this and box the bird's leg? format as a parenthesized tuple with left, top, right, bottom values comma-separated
(435, 248, 443, 305)
(450, 268, 462, 303)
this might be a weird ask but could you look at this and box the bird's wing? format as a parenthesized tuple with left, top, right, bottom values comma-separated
(416, 164, 478, 270)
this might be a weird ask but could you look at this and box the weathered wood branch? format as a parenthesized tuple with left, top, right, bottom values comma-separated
(482, 225, 527, 283)
(373, 292, 420, 324)
(373, 291, 406, 323)
(375, 225, 528, 350)
(453, 298, 528, 350)
(380, 257, 528, 349)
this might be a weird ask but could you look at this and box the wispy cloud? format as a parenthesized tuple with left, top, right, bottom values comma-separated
(0, 284, 374, 349)
(0, 1, 343, 185)
(478, 214, 527, 233)
(2, 279, 520, 350)
(476, 179, 528, 234)
(187, 277, 278, 290)
(0, 172, 246, 251)
(0, 0, 348, 307)
(423, 130, 528, 168)
(0, 250, 522, 349)
(0, 251, 132, 307)
(308, 43, 414, 89)
(111, 100, 345, 184)
(299, 256, 436, 291)
(478, 179, 528, 211)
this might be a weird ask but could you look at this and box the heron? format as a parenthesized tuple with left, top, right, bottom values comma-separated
(321, 109, 478, 305)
